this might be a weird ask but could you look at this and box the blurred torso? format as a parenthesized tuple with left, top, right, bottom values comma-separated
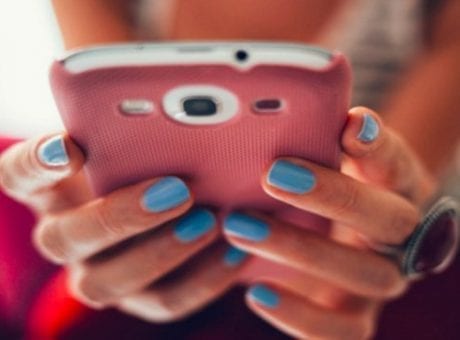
(151, 0, 346, 42)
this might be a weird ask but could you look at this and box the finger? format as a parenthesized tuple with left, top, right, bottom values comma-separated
(117, 243, 249, 322)
(223, 212, 407, 298)
(246, 282, 376, 340)
(34, 176, 193, 264)
(273, 272, 370, 312)
(0, 134, 85, 207)
(67, 208, 220, 306)
(262, 157, 420, 244)
(341, 107, 436, 204)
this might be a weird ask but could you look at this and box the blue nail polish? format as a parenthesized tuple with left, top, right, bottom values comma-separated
(248, 284, 280, 308)
(357, 114, 380, 142)
(267, 160, 315, 194)
(37, 135, 69, 166)
(223, 246, 248, 267)
(174, 208, 216, 243)
(223, 213, 269, 242)
(142, 177, 190, 213)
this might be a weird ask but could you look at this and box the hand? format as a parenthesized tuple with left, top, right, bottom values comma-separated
(223, 107, 437, 339)
(0, 134, 248, 322)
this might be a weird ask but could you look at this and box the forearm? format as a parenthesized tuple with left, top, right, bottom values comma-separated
(383, 0, 460, 177)
(383, 45, 460, 177)
(51, 0, 139, 49)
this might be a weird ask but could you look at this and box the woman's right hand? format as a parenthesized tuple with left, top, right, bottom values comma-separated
(0, 133, 248, 322)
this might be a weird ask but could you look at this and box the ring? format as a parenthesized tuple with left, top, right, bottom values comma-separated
(375, 197, 459, 279)
(400, 196, 459, 278)
(377, 196, 460, 279)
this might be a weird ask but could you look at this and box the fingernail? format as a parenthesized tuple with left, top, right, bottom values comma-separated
(223, 246, 248, 267)
(174, 208, 216, 243)
(37, 135, 69, 166)
(267, 159, 315, 194)
(248, 284, 280, 308)
(142, 177, 190, 213)
(223, 213, 270, 242)
(357, 114, 380, 142)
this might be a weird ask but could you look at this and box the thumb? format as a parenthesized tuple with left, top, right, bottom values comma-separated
(0, 133, 85, 202)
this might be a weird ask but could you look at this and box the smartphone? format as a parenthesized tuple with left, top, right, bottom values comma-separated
(50, 42, 351, 280)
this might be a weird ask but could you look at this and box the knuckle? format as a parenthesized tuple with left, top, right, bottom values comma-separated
(124, 294, 189, 323)
(332, 179, 360, 216)
(68, 266, 110, 307)
(92, 198, 126, 238)
(152, 287, 211, 322)
(387, 204, 420, 244)
(33, 218, 71, 263)
(155, 294, 189, 319)
(377, 156, 408, 192)
(291, 235, 322, 266)
(377, 155, 401, 185)
(368, 262, 407, 298)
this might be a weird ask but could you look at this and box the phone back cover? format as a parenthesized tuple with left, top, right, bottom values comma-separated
(50, 54, 351, 281)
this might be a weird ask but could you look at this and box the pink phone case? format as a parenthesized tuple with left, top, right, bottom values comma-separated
(50, 50, 351, 281)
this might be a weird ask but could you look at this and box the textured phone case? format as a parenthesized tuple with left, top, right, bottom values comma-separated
(50, 52, 351, 281)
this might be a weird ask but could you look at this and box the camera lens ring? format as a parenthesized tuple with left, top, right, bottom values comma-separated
(163, 85, 239, 125)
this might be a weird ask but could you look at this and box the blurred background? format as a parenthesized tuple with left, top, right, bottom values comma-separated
(0, 1, 63, 138)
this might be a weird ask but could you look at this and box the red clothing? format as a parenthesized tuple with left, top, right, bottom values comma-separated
(0, 138, 459, 340)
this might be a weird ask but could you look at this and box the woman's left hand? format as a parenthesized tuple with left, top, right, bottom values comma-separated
(223, 107, 437, 339)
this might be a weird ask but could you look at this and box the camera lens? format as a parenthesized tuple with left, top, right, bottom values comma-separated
(235, 50, 249, 62)
(183, 97, 218, 116)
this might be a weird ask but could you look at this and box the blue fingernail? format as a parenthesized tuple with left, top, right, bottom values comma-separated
(223, 213, 269, 242)
(248, 284, 280, 308)
(223, 246, 248, 267)
(174, 208, 216, 243)
(267, 160, 315, 194)
(37, 135, 69, 166)
(357, 114, 380, 142)
(142, 177, 190, 213)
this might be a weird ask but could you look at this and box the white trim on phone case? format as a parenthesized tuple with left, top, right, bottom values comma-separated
(61, 42, 333, 73)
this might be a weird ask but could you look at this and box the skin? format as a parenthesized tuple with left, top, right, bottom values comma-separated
(1, 1, 459, 338)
